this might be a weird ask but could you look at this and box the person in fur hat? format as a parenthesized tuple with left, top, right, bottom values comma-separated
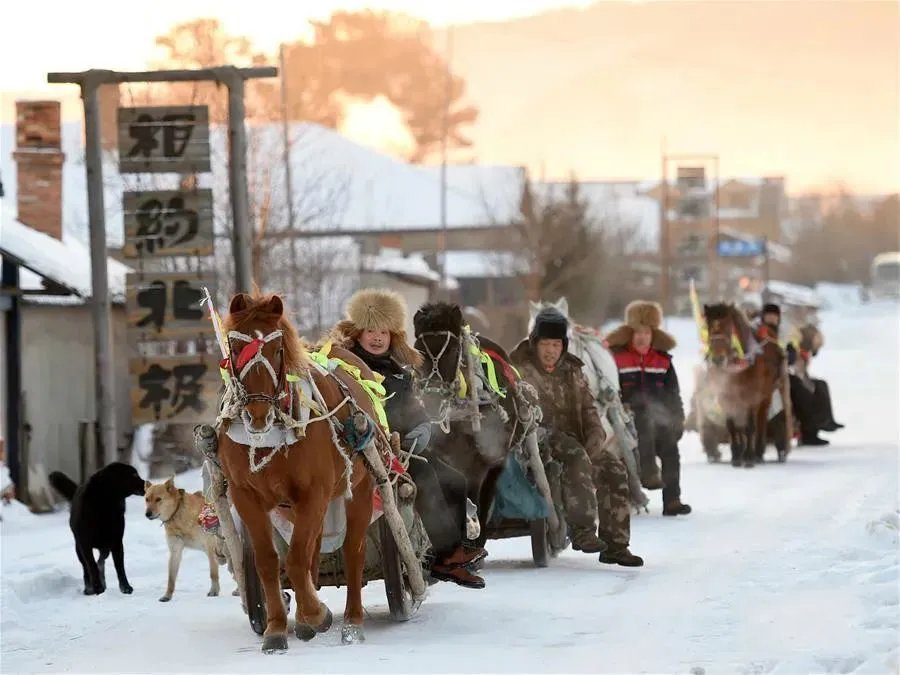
(330, 288, 486, 589)
(510, 307, 644, 566)
(606, 301, 692, 516)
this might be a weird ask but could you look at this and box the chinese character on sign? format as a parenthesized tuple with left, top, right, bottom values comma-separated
(170, 363, 209, 415)
(135, 361, 211, 420)
(136, 280, 166, 331)
(134, 196, 199, 256)
(138, 364, 172, 419)
(126, 112, 197, 160)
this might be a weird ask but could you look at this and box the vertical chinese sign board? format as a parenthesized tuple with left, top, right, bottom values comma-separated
(118, 105, 220, 425)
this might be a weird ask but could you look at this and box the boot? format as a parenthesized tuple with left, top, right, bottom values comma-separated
(801, 435, 829, 446)
(641, 473, 664, 490)
(439, 545, 487, 569)
(663, 500, 692, 516)
(821, 420, 844, 432)
(429, 564, 486, 589)
(570, 528, 608, 554)
(599, 547, 644, 567)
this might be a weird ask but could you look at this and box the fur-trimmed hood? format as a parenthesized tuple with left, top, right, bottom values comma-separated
(328, 289, 421, 367)
(510, 338, 586, 371)
(605, 300, 677, 352)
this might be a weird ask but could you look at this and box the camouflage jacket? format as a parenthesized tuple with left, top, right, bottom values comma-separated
(510, 340, 607, 456)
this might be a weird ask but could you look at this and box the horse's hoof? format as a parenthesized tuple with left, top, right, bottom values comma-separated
(316, 606, 333, 633)
(207, 589, 219, 597)
(341, 624, 365, 645)
(159, 594, 172, 602)
(744, 462, 755, 469)
(731, 461, 741, 468)
(295, 605, 332, 641)
(261, 634, 288, 654)
(232, 588, 240, 597)
(777, 451, 787, 463)
(294, 623, 317, 642)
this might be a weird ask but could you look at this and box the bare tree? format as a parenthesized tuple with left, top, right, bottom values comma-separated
(497, 175, 642, 327)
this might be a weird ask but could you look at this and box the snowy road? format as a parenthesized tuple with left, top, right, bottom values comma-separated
(2, 304, 898, 674)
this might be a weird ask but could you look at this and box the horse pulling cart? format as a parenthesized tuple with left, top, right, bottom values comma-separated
(237, 472, 431, 635)
(196, 421, 432, 639)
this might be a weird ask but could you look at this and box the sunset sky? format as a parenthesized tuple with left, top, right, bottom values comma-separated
(0, 0, 597, 91)
(1, 0, 896, 194)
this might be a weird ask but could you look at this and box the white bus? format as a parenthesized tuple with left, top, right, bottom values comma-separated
(871, 252, 900, 299)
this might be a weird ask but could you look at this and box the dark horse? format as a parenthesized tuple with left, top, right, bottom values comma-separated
(703, 302, 785, 467)
(412, 303, 521, 548)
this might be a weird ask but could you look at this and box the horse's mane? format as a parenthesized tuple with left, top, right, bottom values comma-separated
(223, 293, 309, 374)
(413, 302, 462, 336)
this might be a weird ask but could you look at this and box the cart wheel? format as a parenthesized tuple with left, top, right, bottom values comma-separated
(530, 518, 550, 568)
(238, 517, 267, 636)
(379, 517, 417, 622)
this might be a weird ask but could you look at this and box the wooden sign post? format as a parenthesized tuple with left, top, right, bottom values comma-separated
(47, 66, 277, 461)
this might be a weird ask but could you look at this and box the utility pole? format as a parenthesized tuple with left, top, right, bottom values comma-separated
(659, 145, 670, 314)
(47, 66, 277, 462)
(279, 46, 299, 305)
(438, 25, 454, 299)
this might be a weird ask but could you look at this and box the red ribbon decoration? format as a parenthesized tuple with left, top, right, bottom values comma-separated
(235, 338, 265, 371)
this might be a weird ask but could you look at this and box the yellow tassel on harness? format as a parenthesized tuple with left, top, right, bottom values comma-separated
(690, 279, 745, 359)
(307, 341, 390, 432)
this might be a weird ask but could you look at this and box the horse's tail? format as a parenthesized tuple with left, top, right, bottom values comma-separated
(48, 471, 78, 502)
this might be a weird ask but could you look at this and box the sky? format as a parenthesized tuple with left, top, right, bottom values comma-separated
(0, 0, 598, 92)
(1, 0, 896, 194)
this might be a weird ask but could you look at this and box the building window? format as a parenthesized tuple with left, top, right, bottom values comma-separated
(678, 195, 709, 219)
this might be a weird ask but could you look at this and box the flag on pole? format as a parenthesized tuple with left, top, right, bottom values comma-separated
(689, 278, 708, 353)
(201, 287, 228, 359)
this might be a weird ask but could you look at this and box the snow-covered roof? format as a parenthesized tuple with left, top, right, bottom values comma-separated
(442, 250, 529, 279)
(362, 250, 458, 288)
(0, 121, 522, 248)
(0, 211, 131, 303)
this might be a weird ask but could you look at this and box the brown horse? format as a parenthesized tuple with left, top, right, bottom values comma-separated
(703, 303, 784, 467)
(217, 292, 386, 652)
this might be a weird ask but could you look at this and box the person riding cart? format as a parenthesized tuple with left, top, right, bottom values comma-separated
(330, 289, 486, 589)
(510, 307, 644, 567)
(606, 301, 692, 517)
(757, 303, 844, 446)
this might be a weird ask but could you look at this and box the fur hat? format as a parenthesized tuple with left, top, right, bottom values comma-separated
(605, 300, 677, 352)
(330, 289, 421, 366)
(762, 303, 781, 317)
(529, 307, 569, 353)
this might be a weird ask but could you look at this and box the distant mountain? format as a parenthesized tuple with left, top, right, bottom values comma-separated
(435, 0, 899, 194)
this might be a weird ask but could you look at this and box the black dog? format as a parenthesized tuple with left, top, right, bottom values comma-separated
(49, 463, 146, 596)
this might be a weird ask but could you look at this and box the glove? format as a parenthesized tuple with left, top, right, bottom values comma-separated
(403, 422, 432, 455)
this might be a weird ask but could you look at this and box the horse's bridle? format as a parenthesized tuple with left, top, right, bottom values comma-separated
(227, 329, 288, 431)
(416, 330, 462, 396)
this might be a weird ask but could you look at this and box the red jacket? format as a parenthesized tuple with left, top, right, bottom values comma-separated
(611, 345, 684, 429)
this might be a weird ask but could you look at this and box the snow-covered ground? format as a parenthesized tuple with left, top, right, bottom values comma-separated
(2, 301, 898, 674)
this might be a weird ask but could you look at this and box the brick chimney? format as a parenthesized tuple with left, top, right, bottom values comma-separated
(14, 100, 65, 239)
